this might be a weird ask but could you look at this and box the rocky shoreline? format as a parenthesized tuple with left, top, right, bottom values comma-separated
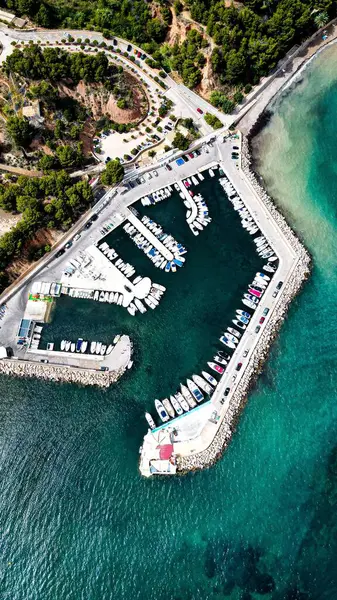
(0, 358, 127, 388)
(177, 135, 311, 475)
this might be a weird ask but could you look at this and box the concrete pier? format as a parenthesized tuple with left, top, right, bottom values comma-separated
(139, 134, 311, 477)
(126, 209, 174, 261)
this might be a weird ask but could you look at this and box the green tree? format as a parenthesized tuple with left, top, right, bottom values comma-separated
(6, 116, 32, 147)
(204, 113, 223, 129)
(101, 159, 124, 185)
(173, 132, 190, 151)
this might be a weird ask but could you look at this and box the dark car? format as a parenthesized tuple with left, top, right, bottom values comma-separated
(127, 44, 132, 52)
(224, 387, 230, 396)
(255, 325, 261, 334)
(236, 362, 242, 371)
(263, 307, 270, 316)
(113, 39, 117, 46)
(91, 213, 98, 221)
(276, 280, 283, 290)
(129, 181, 135, 189)
(166, 164, 172, 171)
(259, 316, 265, 324)
(55, 248, 65, 258)
(84, 221, 92, 229)
(233, 145, 239, 150)
(197, 108, 203, 114)
(141, 53, 146, 60)
(194, 149, 201, 156)
(183, 155, 189, 161)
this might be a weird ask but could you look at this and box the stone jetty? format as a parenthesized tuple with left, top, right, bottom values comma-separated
(0, 358, 127, 388)
(176, 134, 311, 475)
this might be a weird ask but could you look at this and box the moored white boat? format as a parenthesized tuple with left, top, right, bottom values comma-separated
(207, 361, 225, 375)
(170, 395, 183, 415)
(176, 391, 190, 412)
(162, 398, 175, 419)
(202, 370, 218, 387)
(186, 378, 204, 402)
(145, 412, 156, 429)
(192, 374, 212, 395)
(90, 341, 96, 354)
(220, 336, 236, 349)
(214, 354, 227, 366)
(96, 342, 102, 354)
(155, 399, 169, 422)
(71, 342, 75, 352)
(106, 343, 114, 355)
(180, 384, 197, 408)
(81, 340, 88, 353)
(60, 340, 66, 351)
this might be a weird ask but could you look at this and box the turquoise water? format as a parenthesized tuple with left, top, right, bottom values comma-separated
(2, 46, 337, 598)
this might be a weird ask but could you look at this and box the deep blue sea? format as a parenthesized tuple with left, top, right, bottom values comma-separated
(1, 45, 337, 600)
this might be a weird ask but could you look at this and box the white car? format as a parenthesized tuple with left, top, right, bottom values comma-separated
(153, 170, 158, 176)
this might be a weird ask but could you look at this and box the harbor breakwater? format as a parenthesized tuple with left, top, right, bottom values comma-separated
(0, 358, 127, 388)
(177, 136, 311, 474)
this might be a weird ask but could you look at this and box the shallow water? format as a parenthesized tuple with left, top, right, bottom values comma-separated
(1, 46, 337, 599)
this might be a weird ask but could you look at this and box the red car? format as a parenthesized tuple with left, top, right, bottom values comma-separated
(259, 316, 265, 324)
(236, 362, 242, 371)
(137, 51, 141, 58)
(197, 108, 203, 114)
(188, 152, 194, 159)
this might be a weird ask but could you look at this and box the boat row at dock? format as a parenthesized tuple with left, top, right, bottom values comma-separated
(98, 241, 136, 278)
(123, 214, 187, 273)
(141, 185, 173, 206)
(180, 184, 212, 236)
(59, 334, 121, 355)
(145, 359, 230, 428)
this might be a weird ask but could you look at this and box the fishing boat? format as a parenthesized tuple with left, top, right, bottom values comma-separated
(220, 336, 236, 349)
(176, 391, 190, 412)
(94, 291, 99, 301)
(81, 341, 88, 353)
(233, 319, 246, 330)
(192, 374, 213, 395)
(227, 327, 241, 338)
(180, 384, 197, 408)
(202, 370, 218, 387)
(236, 309, 251, 318)
(106, 343, 114, 355)
(134, 298, 146, 314)
(96, 342, 102, 354)
(242, 299, 257, 310)
(90, 341, 96, 354)
(64, 341, 70, 351)
(162, 398, 175, 419)
(127, 304, 136, 316)
(170, 395, 183, 415)
(60, 340, 66, 351)
(155, 399, 169, 423)
(71, 342, 76, 352)
(186, 378, 204, 402)
(207, 361, 225, 375)
(76, 338, 83, 352)
(145, 412, 156, 429)
(100, 344, 107, 355)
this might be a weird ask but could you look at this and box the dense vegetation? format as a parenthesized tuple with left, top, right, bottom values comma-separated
(0, 0, 170, 44)
(189, 0, 334, 86)
(0, 172, 93, 280)
(100, 159, 124, 185)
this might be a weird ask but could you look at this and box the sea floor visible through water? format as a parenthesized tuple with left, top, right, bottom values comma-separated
(1, 44, 337, 598)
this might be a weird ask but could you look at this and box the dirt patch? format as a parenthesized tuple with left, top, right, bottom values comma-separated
(0, 209, 21, 237)
(58, 76, 147, 124)
(166, 9, 188, 46)
(6, 228, 62, 280)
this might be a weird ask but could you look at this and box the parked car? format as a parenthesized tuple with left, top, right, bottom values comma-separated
(73, 233, 81, 242)
(263, 307, 270, 316)
(259, 316, 265, 324)
(224, 387, 230, 396)
(276, 281, 283, 290)
(233, 145, 239, 150)
(188, 153, 194, 159)
(137, 51, 141, 58)
(153, 170, 158, 176)
(184, 154, 190, 161)
(243, 349, 249, 358)
(232, 374, 237, 381)
(113, 39, 117, 45)
(91, 214, 98, 221)
(197, 108, 203, 114)
(255, 325, 261, 333)
(194, 149, 201, 156)
(84, 221, 92, 229)
(55, 248, 65, 258)
(127, 44, 132, 52)
(65, 241, 72, 249)
(236, 362, 242, 371)
(141, 53, 146, 60)
(166, 164, 172, 171)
